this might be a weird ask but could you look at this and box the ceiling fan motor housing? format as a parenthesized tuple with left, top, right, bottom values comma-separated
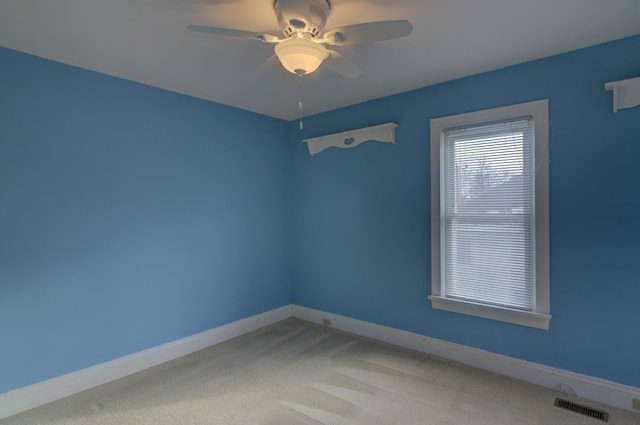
(274, 0, 331, 39)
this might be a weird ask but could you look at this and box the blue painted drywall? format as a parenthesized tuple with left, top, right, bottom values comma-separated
(2, 34, 639, 397)
(0, 46, 291, 393)
(290, 35, 640, 387)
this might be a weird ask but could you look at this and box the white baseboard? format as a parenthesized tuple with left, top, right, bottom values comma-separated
(0, 305, 292, 420)
(291, 305, 640, 413)
(3, 304, 638, 419)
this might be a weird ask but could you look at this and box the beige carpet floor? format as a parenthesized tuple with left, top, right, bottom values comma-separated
(2, 318, 639, 424)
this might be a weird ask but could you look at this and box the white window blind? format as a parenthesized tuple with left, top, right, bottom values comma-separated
(441, 117, 534, 311)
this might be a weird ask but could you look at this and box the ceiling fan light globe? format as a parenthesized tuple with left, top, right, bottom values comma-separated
(275, 38, 327, 75)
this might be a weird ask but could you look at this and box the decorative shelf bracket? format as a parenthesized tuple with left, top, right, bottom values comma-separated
(604, 77, 640, 112)
(303, 122, 398, 156)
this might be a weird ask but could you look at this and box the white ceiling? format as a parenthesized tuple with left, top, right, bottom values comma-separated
(1, 0, 639, 120)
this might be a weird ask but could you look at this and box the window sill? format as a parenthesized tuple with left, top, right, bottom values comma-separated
(428, 296, 551, 330)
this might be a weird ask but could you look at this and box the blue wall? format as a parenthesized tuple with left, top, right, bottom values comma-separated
(0, 47, 291, 393)
(290, 35, 640, 387)
(2, 34, 639, 396)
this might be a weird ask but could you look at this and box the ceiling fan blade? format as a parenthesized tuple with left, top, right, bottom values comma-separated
(277, 0, 311, 27)
(323, 20, 413, 46)
(255, 55, 280, 77)
(324, 50, 362, 79)
(187, 25, 281, 43)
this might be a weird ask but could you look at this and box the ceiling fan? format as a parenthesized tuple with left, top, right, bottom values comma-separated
(187, 0, 413, 78)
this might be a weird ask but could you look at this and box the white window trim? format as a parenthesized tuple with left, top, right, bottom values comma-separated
(429, 99, 551, 330)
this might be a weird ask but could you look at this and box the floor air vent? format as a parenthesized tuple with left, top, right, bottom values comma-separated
(554, 397, 609, 422)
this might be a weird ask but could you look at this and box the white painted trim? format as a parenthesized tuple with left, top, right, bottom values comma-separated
(429, 99, 551, 330)
(291, 305, 640, 413)
(0, 305, 292, 420)
(3, 304, 638, 419)
(428, 295, 551, 330)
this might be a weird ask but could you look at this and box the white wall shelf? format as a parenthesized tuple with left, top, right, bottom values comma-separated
(303, 122, 398, 156)
(604, 77, 640, 112)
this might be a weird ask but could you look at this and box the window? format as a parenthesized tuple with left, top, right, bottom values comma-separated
(429, 100, 550, 329)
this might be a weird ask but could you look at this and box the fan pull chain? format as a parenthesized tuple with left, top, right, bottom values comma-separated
(298, 74, 304, 130)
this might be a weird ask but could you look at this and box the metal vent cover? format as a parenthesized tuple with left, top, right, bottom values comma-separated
(554, 398, 609, 422)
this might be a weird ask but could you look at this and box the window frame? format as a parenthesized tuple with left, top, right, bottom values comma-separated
(429, 99, 551, 330)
